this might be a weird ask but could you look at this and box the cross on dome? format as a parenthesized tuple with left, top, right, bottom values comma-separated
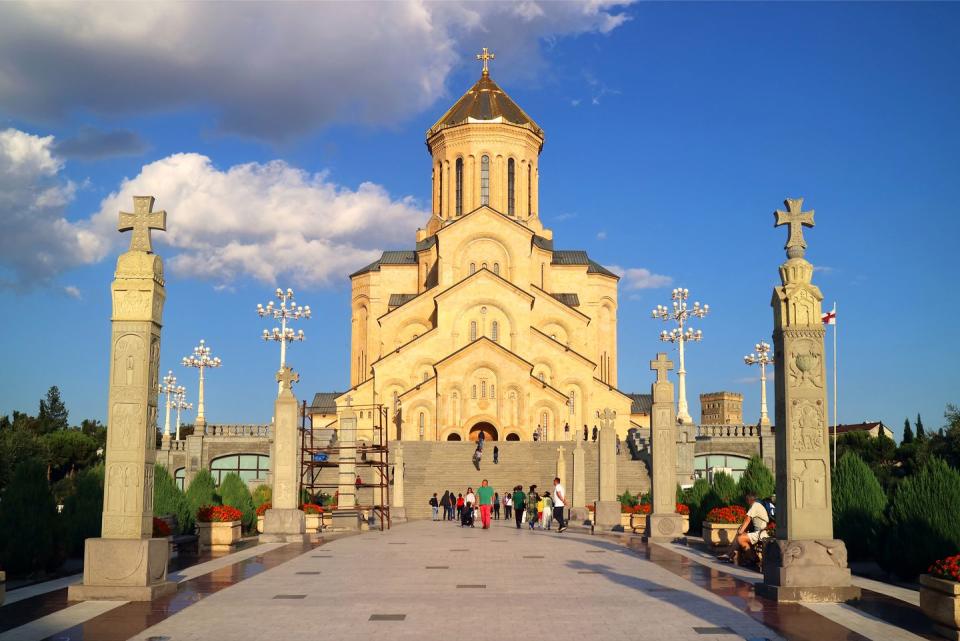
(476, 47, 495, 77)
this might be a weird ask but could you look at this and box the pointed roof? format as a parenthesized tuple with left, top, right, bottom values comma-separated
(428, 72, 543, 139)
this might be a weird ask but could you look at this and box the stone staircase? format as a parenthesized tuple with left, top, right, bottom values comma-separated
(394, 441, 650, 521)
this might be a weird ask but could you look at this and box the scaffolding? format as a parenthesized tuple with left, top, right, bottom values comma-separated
(299, 401, 391, 530)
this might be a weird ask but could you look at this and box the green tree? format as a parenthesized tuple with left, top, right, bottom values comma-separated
(902, 418, 914, 444)
(219, 473, 256, 531)
(185, 469, 219, 522)
(928, 404, 960, 470)
(0, 425, 44, 491)
(252, 484, 272, 508)
(80, 419, 107, 450)
(709, 471, 738, 505)
(42, 429, 99, 481)
(737, 456, 775, 501)
(62, 464, 104, 557)
(154, 465, 192, 534)
(832, 453, 886, 561)
(916, 413, 926, 441)
(882, 456, 960, 579)
(37, 386, 69, 434)
(0, 459, 63, 575)
(683, 478, 711, 535)
(834, 431, 897, 490)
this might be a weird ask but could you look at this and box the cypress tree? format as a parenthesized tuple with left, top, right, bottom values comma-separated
(154, 464, 192, 534)
(252, 484, 272, 508)
(219, 473, 256, 531)
(0, 459, 63, 574)
(709, 471, 738, 505)
(832, 453, 885, 561)
(916, 413, 926, 440)
(902, 418, 914, 444)
(737, 456, 775, 501)
(185, 469, 219, 523)
(62, 464, 104, 556)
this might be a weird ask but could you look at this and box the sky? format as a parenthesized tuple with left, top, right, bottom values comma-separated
(0, 2, 957, 439)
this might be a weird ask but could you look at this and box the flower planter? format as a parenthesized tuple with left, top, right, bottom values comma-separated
(681, 514, 689, 535)
(198, 520, 241, 551)
(920, 574, 960, 639)
(305, 513, 323, 533)
(257, 515, 264, 533)
(702, 521, 739, 547)
(620, 513, 632, 528)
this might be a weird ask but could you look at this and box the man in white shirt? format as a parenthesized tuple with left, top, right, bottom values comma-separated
(729, 492, 769, 564)
(552, 477, 567, 533)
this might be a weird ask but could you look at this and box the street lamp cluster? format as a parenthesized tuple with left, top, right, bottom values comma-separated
(651, 288, 709, 424)
(744, 341, 774, 426)
(182, 339, 221, 429)
(258, 287, 311, 395)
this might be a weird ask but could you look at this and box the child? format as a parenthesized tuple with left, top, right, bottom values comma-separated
(536, 494, 544, 526)
(461, 501, 475, 528)
(541, 492, 554, 530)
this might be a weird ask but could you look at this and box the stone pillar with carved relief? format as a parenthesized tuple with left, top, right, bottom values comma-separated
(646, 353, 684, 541)
(332, 398, 361, 530)
(261, 366, 308, 542)
(757, 198, 860, 603)
(69, 196, 175, 602)
(391, 445, 406, 522)
(594, 408, 620, 529)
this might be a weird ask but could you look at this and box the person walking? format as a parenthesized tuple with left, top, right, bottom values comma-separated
(447, 489, 455, 520)
(456, 493, 465, 520)
(592, 426, 598, 442)
(616, 434, 622, 455)
(430, 493, 439, 521)
(583, 425, 588, 441)
(552, 476, 568, 533)
(476, 480, 494, 529)
(493, 492, 500, 520)
(477, 430, 485, 451)
(512, 485, 525, 529)
(527, 485, 539, 530)
(541, 491, 554, 530)
(472, 445, 482, 470)
(504, 491, 513, 520)
(440, 490, 450, 521)
(493, 445, 499, 464)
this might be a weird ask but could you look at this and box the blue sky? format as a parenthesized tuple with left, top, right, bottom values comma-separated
(0, 2, 957, 438)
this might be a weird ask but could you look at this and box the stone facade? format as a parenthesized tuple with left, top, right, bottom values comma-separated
(699, 392, 743, 425)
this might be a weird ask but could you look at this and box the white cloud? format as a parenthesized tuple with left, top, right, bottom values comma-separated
(606, 265, 672, 290)
(596, 230, 607, 240)
(89, 153, 427, 287)
(0, 2, 633, 141)
(0, 128, 106, 289)
(63, 285, 81, 299)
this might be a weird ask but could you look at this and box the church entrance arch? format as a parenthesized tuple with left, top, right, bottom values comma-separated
(447, 433, 462, 441)
(468, 422, 498, 442)
(505, 432, 520, 441)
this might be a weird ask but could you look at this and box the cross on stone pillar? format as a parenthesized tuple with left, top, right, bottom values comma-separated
(276, 366, 299, 394)
(774, 198, 815, 259)
(597, 407, 616, 430)
(118, 196, 167, 253)
(650, 353, 674, 382)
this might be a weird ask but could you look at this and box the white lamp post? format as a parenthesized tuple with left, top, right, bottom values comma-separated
(744, 341, 774, 427)
(182, 340, 221, 429)
(258, 287, 310, 395)
(651, 287, 709, 424)
(173, 386, 192, 441)
(159, 370, 178, 441)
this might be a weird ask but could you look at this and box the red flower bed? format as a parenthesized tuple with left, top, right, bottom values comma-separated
(622, 503, 651, 515)
(675, 503, 690, 515)
(152, 517, 171, 537)
(256, 502, 271, 516)
(929, 554, 960, 582)
(197, 505, 243, 523)
(300, 503, 324, 514)
(705, 505, 747, 524)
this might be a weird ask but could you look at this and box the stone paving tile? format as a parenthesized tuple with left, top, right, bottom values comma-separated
(126, 520, 786, 641)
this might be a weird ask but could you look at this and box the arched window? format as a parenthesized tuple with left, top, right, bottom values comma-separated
(470, 320, 477, 342)
(438, 163, 443, 214)
(491, 320, 499, 342)
(455, 157, 463, 216)
(527, 164, 532, 215)
(174, 467, 186, 491)
(541, 411, 549, 430)
(471, 384, 477, 399)
(419, 412, 425, 438)
(481, 380, 487, 398)
(480, 155, 490, 205)
(481, 262, 487, 270)
(569, 390, 576, 415)
(210, 454, 270, 485)
(507, 158, 515, 216)
(469, 262, 476, 275)
(493, 263, 500, 275)
(490, 384, 495, 398)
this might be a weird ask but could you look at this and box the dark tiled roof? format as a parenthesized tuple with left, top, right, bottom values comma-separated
(587, 260, 618, 278)
(532, 235, 553, 251)
(549, 292, 580, 307)
(349, 259, 380, 278)
(309, 392, 342, 414)
(388, 293, 417, 307)
(380, 250, 417, 265)
(416, 236, 437, 251)
(627, 393, 652, 414)
(428, 73, 542, 137)
(551, 250, 590, 265)
(833, 422, 888, 435)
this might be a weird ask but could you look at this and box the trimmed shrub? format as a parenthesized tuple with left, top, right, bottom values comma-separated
(618, 489, 639, 508)
(252, 484, 272, 508)
(737, 456, 775, 501)
(185, 469, 219, 521)
(219, 473, 256, 532)
(881, 457, 960, 579)
(62, 464, 104, 557)
(684, 478, 711, 535)
(709, 471, 738, 505)
(0, 459, 63, 575)
(154, 464, 192, 534)
(832, 452, 886, 561)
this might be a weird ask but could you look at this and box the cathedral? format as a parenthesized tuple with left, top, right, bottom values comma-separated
(309, 53, 651, 442)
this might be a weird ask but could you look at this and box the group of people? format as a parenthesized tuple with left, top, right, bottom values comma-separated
(428, 477, 568, 533)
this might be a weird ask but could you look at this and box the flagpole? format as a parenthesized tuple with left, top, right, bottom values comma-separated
(833, 301, 838, 468)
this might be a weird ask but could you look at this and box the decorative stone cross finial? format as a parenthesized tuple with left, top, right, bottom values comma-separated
(344, 394, 353, 407)
(650, 352, 674, 383)
(276, 366, 299, 391)
(476, 47, 495, 77)
(774, 198, 815, 259)
(596, 407, 616, 430)
(118, 196, 166, 253)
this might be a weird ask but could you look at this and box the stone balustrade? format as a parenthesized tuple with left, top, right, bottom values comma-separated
(204, 424, 273, 438)
(697, 423, 764, 439)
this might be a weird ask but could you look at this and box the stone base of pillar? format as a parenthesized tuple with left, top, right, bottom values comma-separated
(260, 508, 309, 543)
(331, 509, 361, 531)
(391, 507, 407, 523)
(757, 539, 862, 603)
(67, 538, 175, 602)
(594, 501, 621, 529)
(569, 507, 589, 524)
(645, 513, 684, 542)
